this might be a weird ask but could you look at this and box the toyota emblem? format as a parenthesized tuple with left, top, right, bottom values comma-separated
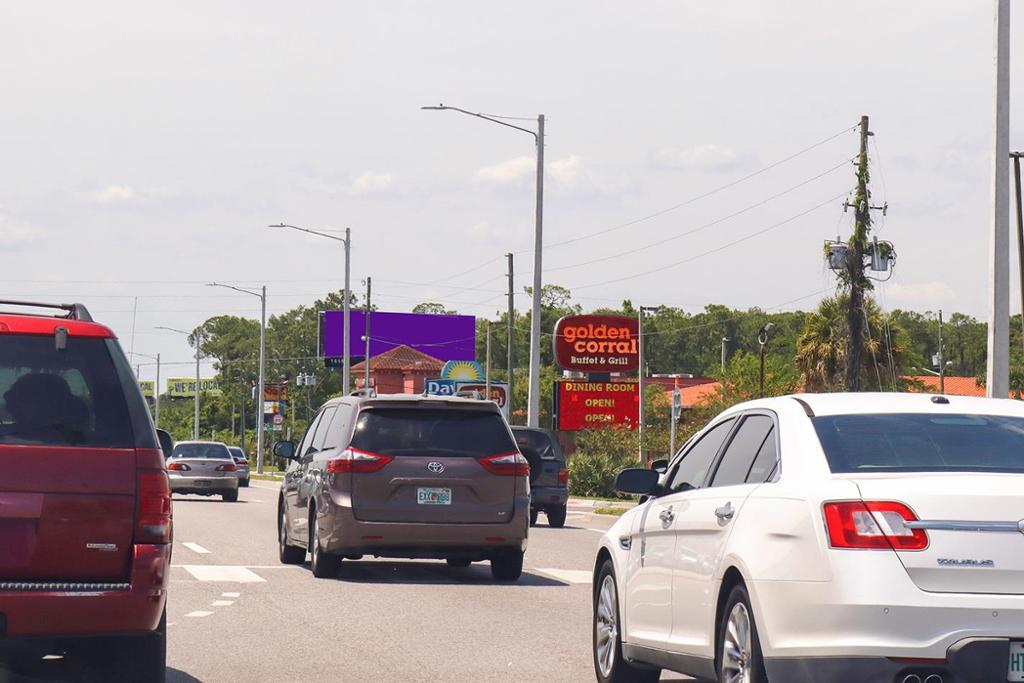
(427, 462, 445, 474)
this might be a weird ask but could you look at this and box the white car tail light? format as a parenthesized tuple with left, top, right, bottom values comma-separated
(823, 501, 928, 551)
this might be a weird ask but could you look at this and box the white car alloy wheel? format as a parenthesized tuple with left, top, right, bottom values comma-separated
(595, 573, 618, 678)
(722, 601, 753, 683)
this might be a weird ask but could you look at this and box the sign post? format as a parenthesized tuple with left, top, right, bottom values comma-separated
(670, 388, 682, 456)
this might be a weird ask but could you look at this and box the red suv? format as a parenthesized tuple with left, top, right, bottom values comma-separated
(0, 301, 171, 681)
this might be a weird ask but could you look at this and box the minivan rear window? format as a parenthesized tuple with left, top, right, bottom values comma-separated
(813, 413, 1024, 473)
(171, 443, 232, 459)
(351, 408, 515, 458)
(0, 335, 134, 448)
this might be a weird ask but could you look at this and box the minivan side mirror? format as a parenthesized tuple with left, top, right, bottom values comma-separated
(649, 458, 668, 474)
(615, 468, 662, 496)
(156, 429, 173, 460)
(272, 440, 297, 460)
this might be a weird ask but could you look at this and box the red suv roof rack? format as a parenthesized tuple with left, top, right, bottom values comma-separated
(0, 300, 93, 322)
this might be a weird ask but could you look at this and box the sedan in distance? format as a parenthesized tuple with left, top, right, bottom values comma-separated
(167, 441, 239, 502)
(228, 446, 250, 487)
(593, 393, 1024, 683)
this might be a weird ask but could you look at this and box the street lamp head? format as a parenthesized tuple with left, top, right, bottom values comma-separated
(420, 104, 447, 110)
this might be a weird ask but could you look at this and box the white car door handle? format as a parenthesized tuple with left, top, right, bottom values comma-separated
(715, 503, 735, 521)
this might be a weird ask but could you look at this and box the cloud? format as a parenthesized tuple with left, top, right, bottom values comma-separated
(92, 185, 135, 203)
(474, 154, 626, 198)
(885, 281, 956, 311)
(305, 171, 394, 196)
(651, 143, 758, 173)
(0, 211, 42, 250)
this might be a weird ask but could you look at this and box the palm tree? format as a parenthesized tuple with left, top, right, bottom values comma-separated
(796, 294, 907, 392)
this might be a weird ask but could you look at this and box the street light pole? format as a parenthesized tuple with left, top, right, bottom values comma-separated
(986, 0, 1011, 398)
(134, 352, 162, 428)
(208, 282, 268, 473)
(758, 323, 775, 398)
(636, 306, 658, 464)
(422, 105, 545, 427)
(269, 224, 351, 393)
(156, 326, 201, 439)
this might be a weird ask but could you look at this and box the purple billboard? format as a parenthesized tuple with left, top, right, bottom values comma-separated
(323, 311, 476, 362)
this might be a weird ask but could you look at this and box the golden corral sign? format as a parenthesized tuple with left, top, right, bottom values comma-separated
(166, 378, 222, 398)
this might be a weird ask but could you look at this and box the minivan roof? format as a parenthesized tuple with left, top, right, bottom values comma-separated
(323, 392, 502, 410)
(0, 313, 115, 339)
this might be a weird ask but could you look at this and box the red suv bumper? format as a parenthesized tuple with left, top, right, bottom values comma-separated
(0, 543, 169, 638)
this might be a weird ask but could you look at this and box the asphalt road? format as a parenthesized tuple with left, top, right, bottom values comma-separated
(3, 482, 689, 682)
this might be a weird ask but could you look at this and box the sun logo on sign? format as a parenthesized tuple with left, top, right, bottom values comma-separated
(440, 360, 485, 381)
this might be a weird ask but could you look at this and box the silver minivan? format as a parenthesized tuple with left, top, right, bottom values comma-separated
(275, 393, 531, 580)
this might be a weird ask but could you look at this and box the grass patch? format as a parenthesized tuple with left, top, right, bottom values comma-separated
(594, 506, 629, 517)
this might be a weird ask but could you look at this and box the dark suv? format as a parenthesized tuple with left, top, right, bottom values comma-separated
(0, 301, 171, 681)
(512, 427, 569, 528)
(275, 393, 530, 581)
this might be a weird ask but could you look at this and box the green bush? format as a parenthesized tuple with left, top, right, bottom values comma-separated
(567, 450, 638, 499)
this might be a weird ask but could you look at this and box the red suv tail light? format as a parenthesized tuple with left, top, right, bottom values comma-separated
(823, 501, 928, 551)
(557, 467, 569, 485)
(136, 470, 172, 544)
(326, 448, 394, 474)
(215, 463, 237, 472)
(478, 452, 530, 477)
(167, 462, 191, 471)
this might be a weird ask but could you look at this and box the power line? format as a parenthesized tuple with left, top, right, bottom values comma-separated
(571, 190, 852, 290)
(541, 159, 852, 274)
(519, 124, 857, 253)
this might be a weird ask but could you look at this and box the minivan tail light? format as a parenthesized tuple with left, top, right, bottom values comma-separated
(326, 449, 394, 474)
(136, 470, 172, 544)
(167, 462, 191, 471)
(823, 501, 927, 551)
(234, 458, 247, 466)
(215, 463, 237, 472)
(478, 452, 530, 477)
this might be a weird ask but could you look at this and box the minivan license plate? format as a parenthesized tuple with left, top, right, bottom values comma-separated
(1009, 641, 1024, 681)
(417, 487, 451, 505)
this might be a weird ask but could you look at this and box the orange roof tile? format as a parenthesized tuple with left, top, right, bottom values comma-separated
(351, 345, 445, 373)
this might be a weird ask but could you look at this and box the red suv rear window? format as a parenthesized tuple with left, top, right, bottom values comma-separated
(0, 335, 134, 448)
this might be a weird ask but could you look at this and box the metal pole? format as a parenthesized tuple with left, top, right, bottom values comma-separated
(364, 277, 372, 391)
(485, 322, 492, 399)
(637, 308, 645, 463)
(256, 286, 266, 474)
(669, 388, 679, 457)
(986, 0, 1011, 398)
(154, 353, 161, 429)
(938, 310, 945, 395)
(344, 228, 351, 394)
(1013, 153, 1024, 359)
(506, 253, 515, 420)
(193, 337, 200, 440)
(759, 342, 766, 398)
(527, 114, 545, 428)
(721, 337, 729, 373)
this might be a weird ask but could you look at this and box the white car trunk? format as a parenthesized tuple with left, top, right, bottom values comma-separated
(850, 473, 1024, 594)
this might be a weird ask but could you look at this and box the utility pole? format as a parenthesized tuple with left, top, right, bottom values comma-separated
(636, 306, 657, 463)
(987, 0, 1011, 399)
(938, 310, 946, 395)
(720, 337, 729, 373)
(485, 321, 492, 399)
(1012, 152, 1024, 358)
(506, 252, 515, 420)
(256, 286, 266, 472)
(845, 116, 872, 392)
(193, 336, 201, 440)
(344, 228, 351, 394)
(364, 276, 372, 392)
(527, 114, 545, 428)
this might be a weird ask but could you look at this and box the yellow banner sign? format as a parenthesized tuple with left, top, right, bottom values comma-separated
(166, 377, 222, 398)
(138, 380, 155, 398)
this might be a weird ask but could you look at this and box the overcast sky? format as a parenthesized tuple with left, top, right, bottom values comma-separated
(1, 1, 1021, 381)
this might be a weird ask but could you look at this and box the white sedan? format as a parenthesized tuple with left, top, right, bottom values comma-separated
(593, 393, 1024, 683)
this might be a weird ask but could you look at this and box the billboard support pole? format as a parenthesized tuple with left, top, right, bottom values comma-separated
(506, 253, 514, 421)
(485, 322, 492, 400)
(364, 277, 372, 392)
(637, 308, 645, 464)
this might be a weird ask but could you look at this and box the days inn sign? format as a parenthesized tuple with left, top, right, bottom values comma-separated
(553, 315, 639, 373)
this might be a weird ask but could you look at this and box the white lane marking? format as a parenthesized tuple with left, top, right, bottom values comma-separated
(182, 542, 211, 555)
(211, 600, 234, 607)
(586, 528, 607, 534)
(536, 568, 592, 584)
(181, 565, 266, 583)
(185, 611, 214, 618)
(243, 565, 304, 569)
(248, 499, 264, 503)
(248, 481, 283, 491)
(221, 592, 240, 598)
(41, 655, 63, 661)
(167, 623, 176, 627)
